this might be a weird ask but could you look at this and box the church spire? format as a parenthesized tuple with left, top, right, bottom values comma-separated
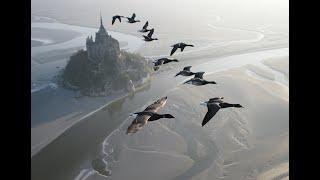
(96, 11, 108, 39)
(100, 10, 103, 26)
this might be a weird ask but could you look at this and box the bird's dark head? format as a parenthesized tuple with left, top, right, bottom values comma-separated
(154, 38, 158, 40)
(164, 114, 175, 118)
(234, 104, 244, 108)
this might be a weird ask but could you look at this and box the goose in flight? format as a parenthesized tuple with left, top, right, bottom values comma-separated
(175, 66, 195, 77)
(139, 21, 151, 32)
(126, 96, 168, 134)
(170, 43, 194, 56)
(143, 28, 158, 41)
(183, 72, 216, 86)
(126, 13, 140, 23)
(153, 58, 179, 71)
(200, 97, 243, 126)
(112, 15, 124, 25)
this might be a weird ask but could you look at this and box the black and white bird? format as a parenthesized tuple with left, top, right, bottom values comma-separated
(200, 97, 244, 126)
(126, 13, 140, 23)
(138, 21, 151, 32)
(170, 43, 194, 56)
(153, 58, 179, 71)
(112, 15, 124, 25)
(183, 72, 216, 86)
(143, 28, 158, 41)
(175, 66, 195, 77)
(126, 97, 169, 134)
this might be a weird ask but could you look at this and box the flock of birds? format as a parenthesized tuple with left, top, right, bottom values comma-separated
(111, 13, 244, 134)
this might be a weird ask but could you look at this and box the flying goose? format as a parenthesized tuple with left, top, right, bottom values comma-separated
(139, 21, 151, 32)
(153, 58, 179, 71)
(126, 96, 168, 134)
(126, 13, 140, 23)
(183, 72, 216, 86)
(112, 15, 124, 25)
(143, 28, 158, 41)
(170, 43, 194, 56)
(200, 97, 243, 126)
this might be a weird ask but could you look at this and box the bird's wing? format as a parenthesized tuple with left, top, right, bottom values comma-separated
(147, 28, 154, 37)
(194, 72, 205, 79)
(183, 78, 192, 84)
(170, 45, 179, 56)
(143, 21, 149, 29)
(183, 66, 192, 71)
(118, 16, 122, 22)
(181, 46, 185, 52)
(143, 35, 149, 40)
(112, 17, 116, 25)
(144, 97, 167, 112)
(175, 71, 182, 77)
(132, 13, 136, 19)
(202, 103, 220, 126)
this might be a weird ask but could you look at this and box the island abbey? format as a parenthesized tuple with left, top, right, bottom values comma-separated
(62, 14, 150, 96)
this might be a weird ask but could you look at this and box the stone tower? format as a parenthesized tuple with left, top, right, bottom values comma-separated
(86, 14, 119, 64)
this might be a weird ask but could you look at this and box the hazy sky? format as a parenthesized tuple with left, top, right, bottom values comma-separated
(32, 0, 288, 36)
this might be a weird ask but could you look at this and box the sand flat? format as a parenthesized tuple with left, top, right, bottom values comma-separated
(245, 64, 275, 81)
(257, 162, 289, 180)
(108, 141, 193, 180)
(188, 65, 288, 180)
(263, 56, 289, 79)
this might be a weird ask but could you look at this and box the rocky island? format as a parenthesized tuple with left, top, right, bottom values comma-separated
(61, 16, 151, 96)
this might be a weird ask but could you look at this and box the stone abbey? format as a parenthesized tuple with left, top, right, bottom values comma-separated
(85, 15, 120, 64)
